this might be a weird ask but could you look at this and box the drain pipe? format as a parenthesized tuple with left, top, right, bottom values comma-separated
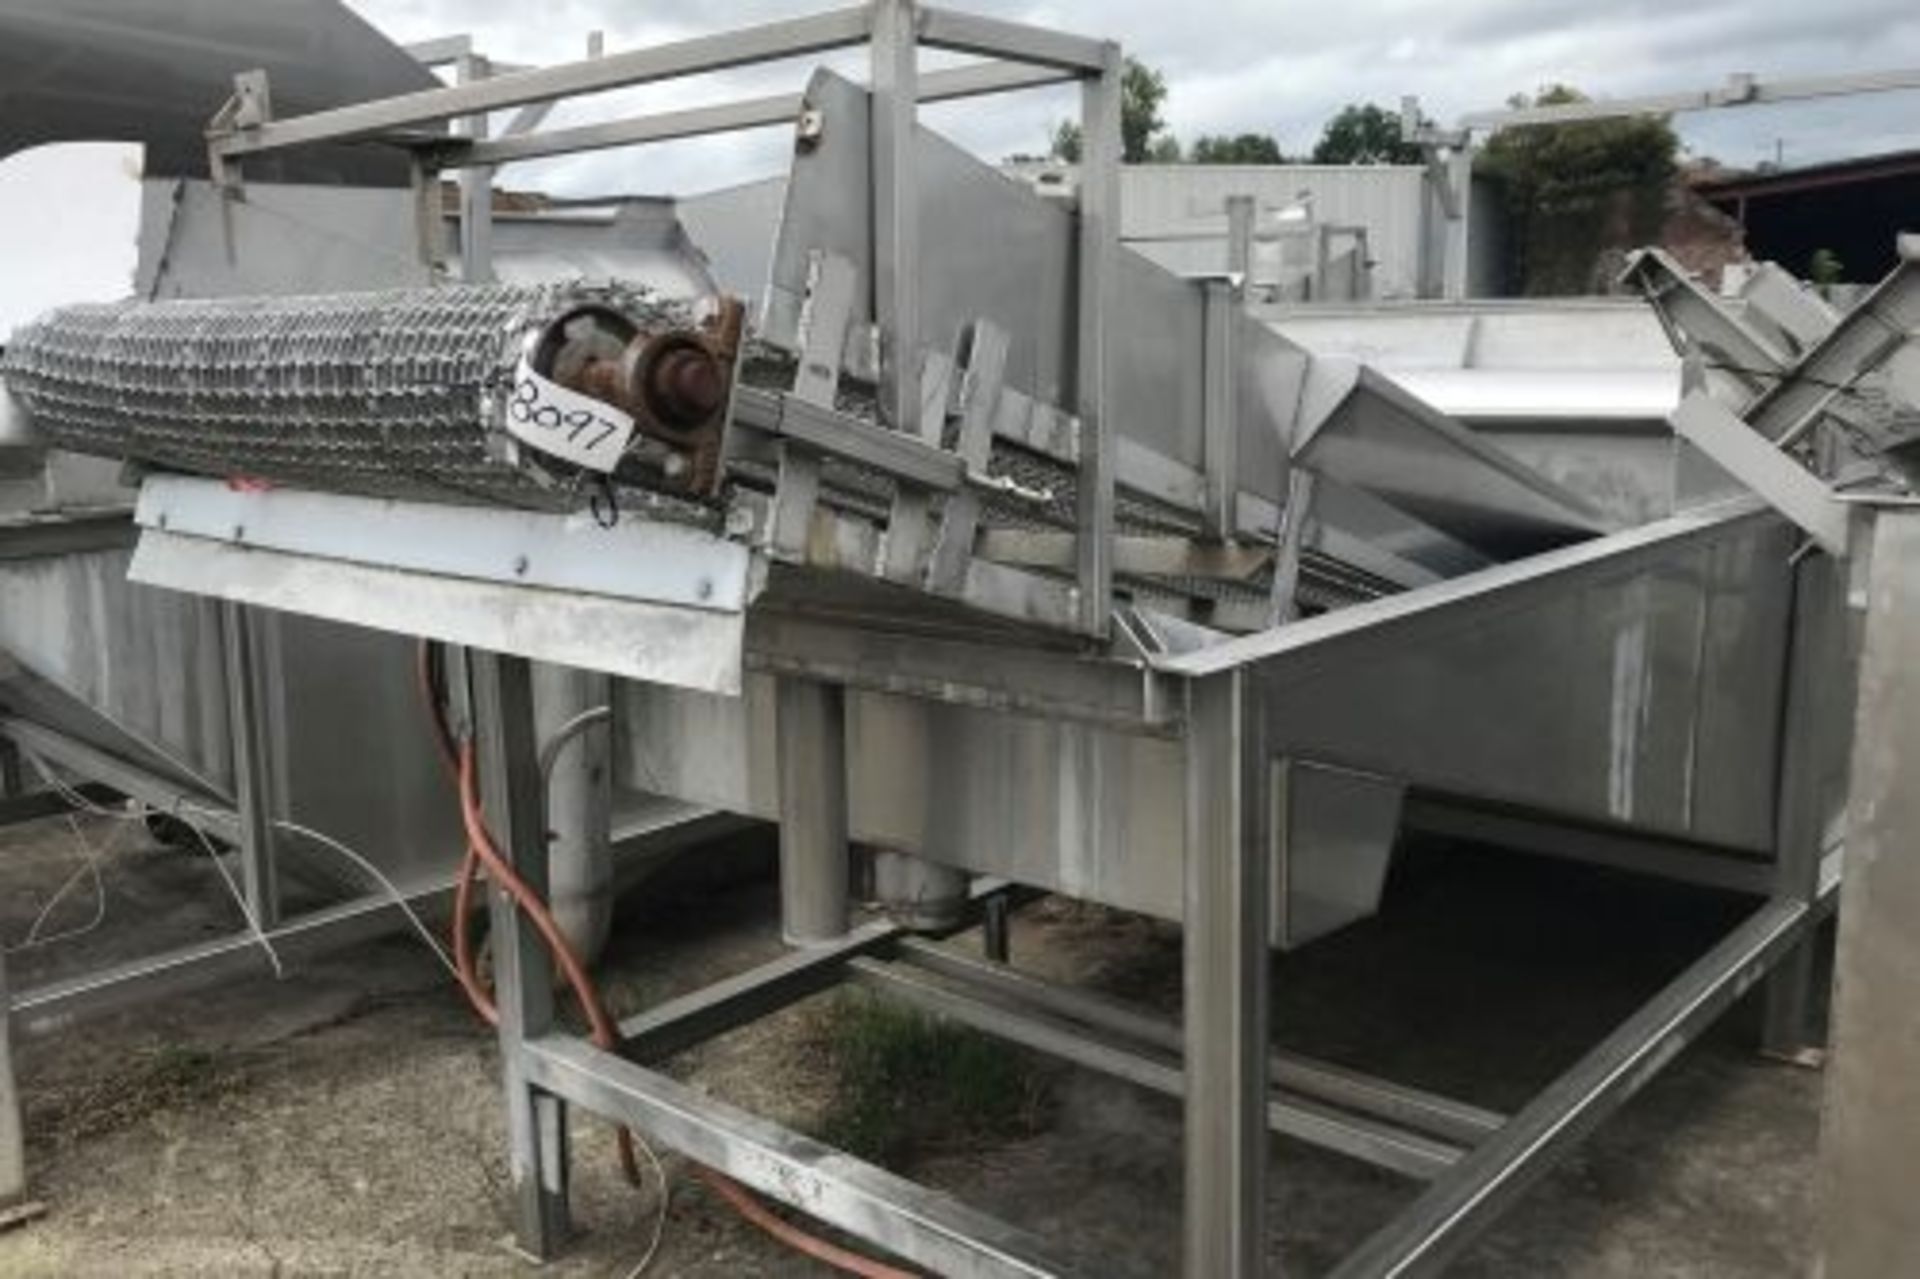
(533, 663, 613, 964)
(870, 849, 970, 933)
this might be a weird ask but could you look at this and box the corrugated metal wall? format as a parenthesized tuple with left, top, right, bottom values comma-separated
(1119, 165, 1430, 299)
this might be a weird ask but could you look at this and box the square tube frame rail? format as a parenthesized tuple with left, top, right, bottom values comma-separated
(468, 645, 1837, 1277)
(206, 0, 1123, 637)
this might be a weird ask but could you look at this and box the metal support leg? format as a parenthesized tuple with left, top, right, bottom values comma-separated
(1225, 193, 1255, 280)
(454, 53, 496, 285)
(1441, 148, 1472, 302)
(870, 0, 919, 441)
(1200, 278, 1241, 541)
(0, 948, 23, 1209)
(1821, 507, 1920, 1278)
(1074, 42, 1122, 636)
(982, 892, 1012, 964)
(1182, 670, 1271, 1278)
(1763, 553, 1850, 1063)
(223, 602, 279, 929)
(471, 651, 570, 1258)
(775, 678, 851, 945)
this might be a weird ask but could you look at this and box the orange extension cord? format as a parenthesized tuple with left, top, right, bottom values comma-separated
(418, 643, 914, 1279)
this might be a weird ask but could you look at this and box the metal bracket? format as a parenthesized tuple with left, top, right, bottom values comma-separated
(1670, 393, 1853, 556)
(206, 69, 274, 191)
(926, 320, 1010, 594)
(767, 251, 855, 561)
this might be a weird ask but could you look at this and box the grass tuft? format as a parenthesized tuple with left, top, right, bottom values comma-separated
(810, 990, 1054, 1166)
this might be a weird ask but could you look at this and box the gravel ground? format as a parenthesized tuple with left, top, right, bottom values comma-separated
(0, 810, 1825, 1277)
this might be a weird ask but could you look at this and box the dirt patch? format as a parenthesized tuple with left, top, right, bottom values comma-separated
(0, 817, 1826, 1277)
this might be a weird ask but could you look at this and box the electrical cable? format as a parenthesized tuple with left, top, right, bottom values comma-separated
(416, 640, 916, 1279)
(267, 817, 463, 986)
(16, 746, 282, 975)
(619, 1127, 671, 1279)
(180, 814, 285, 980)
(6, 815, 122, 954)
(18, 748, 136, 821)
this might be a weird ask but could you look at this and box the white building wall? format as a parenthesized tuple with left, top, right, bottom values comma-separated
(1119, 164, 1430, 299)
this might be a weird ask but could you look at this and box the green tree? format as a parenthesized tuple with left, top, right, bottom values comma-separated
(1476, 85, 1680, 294)
(1809, 248, 1845, 289)
(1310, 103, 1422, 165)
(1048, 58, 1175, 164)
(1190, 132, 1287, 165)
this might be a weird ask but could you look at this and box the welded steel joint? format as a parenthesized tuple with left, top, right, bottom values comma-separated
(526, 295, 746, 497)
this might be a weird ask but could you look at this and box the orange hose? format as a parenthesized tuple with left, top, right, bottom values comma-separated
(454, 743, 642, 1184)
(418, 641, 915, 1276)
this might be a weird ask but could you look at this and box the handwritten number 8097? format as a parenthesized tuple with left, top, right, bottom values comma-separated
(509, 376, 622, 450)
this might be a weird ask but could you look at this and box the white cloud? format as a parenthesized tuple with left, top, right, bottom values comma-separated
(0, 144, 142, 339)
(1, 0, 1914, 331)
(342, 0, 1920, 191)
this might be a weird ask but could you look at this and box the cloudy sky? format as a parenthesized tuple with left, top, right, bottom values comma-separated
(2, 0, 1916, 336)
(341, 0, 1920, 196)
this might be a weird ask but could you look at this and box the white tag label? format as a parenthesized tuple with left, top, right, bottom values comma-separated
(505, 360, 636, 473)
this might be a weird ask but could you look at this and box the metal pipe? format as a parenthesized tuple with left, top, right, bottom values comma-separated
(869, 848, 969, 931)
(532, 665, 613, 964)
(774, 678, 851, 944)
(1460, 66, 1920, 131)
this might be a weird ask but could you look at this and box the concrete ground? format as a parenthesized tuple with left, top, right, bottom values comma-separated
(0, 807, 1824, 1277)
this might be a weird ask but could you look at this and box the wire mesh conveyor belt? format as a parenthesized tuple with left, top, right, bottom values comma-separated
(2, 285, 1393, 618)
(1, 283, 728, 513)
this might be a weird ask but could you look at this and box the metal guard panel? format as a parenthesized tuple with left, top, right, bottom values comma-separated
(1295, 361, 1615, 558)
(130, 533, 750, 695)
(763, 68, 1287, 506)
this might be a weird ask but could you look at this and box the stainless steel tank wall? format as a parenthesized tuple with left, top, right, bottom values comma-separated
(263, 611, 466, 897)
(0, 541, 466, 893)
(0, 546, 234, 792)
(613, 502, 1799, 942)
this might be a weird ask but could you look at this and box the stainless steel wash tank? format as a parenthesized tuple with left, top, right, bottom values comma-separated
(0, 6, 1852, 1273)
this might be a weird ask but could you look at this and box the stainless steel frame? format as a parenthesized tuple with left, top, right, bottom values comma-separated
(7, 2, 1863, 1274)
(455, 621, 1841, 1276)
